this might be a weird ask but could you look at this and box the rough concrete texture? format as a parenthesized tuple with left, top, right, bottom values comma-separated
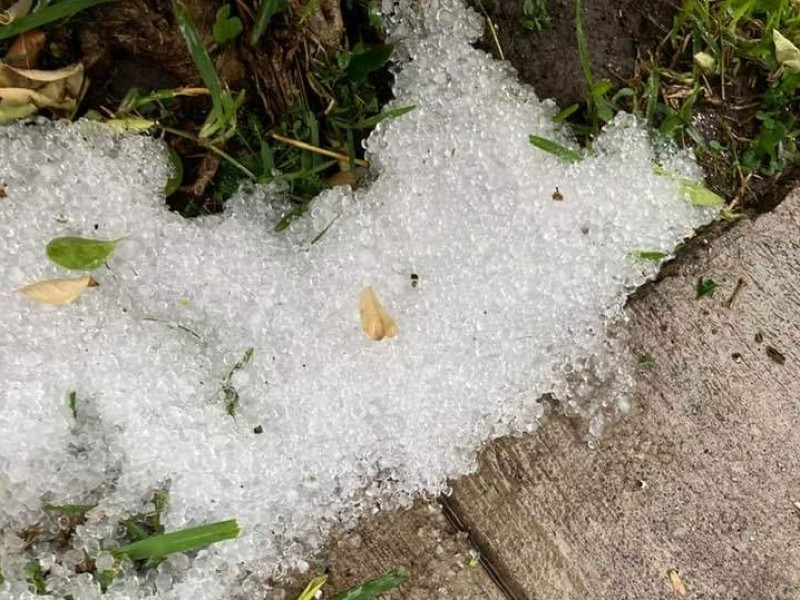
(322, 502, 507, 600)
(314, 190, 799, 600)
(447, 189, 800, 599)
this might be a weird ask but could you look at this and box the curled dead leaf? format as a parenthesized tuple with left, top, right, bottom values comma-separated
(360, 286, 398, 341)
(325, 170, 360, 188)
(19, 276, 98, 305)
(0, 0, 33, 25)
(668, 569, 687, 596)
(0, 62, 87, 120)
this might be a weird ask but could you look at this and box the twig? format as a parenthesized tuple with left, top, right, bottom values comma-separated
(270, 132, 370, 167)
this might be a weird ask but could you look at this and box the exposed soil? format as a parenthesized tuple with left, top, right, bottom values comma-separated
(475, 0, 676, 107)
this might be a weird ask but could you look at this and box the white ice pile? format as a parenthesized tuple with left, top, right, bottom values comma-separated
(0, 0, 718, 598)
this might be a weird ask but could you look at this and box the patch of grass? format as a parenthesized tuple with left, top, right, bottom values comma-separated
(296, 569, 410, 600)
(550, 0, 799, 210)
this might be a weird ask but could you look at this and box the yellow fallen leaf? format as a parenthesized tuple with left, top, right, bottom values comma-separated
(19, 276, 98, 305)
(360, 286, 398, 341)
(668, 569, 688, 596)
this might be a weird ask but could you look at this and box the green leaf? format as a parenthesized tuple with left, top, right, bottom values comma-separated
(113, 519, 240, 561)
(628, 250, 668, 262)
(213, 4, 243, 44)
(328, 569, 410, 600)
(528, 135, 584, 163)
(349, 105, 416, 129)
(590, 79, 613, 98)
(774, 29, 800, 73)
(295, 575, 328, 600)
(165, 146, 184, 197)
(346, 45, 394, 83)
(96, 569, 116, 592)
(250, 0, 288, 45)
(68, 390, 78, 419)
(0, 0, 117, 40)
(680, 180, 725, 206)
(46, 236, 121, 271)
(696, 277, 718, 299)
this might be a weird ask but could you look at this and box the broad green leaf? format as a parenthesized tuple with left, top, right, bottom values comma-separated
(347, 45, 394, 83)
(113, 519, 239, 561)
(0, 0, 117, 40)
(46, 236, 121, 271)
(350, 105, 416, 129)
(590, 79, 613, 98)
(628, 250, 668, 262)
(295, 575, 328, 600)
(328, 569, 410, 600)
(528, 135, 583, 163)
(774, 30, 800, 73)
(250, 0, 288, 45)
(213, 4, 243, 44)
(165, 146, 184, 197)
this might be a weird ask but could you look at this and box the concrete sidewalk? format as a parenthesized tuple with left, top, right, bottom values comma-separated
(294, 190, 800, 600)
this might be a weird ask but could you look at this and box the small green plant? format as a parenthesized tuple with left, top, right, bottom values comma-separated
(174, 0, 244, 145)
(213, 4, 243, 45)
(696, 277, 718, 298)
(521, 0, 550, 32)
(67, 390, 78, 419)
(250, 0, 289, 45)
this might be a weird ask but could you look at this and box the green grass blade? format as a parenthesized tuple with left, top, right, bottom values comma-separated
(0, 0, 117, 40)
(528, 135, 583, 163)
(328, 569, 410, 600)
(350, 105, 416, 129)
(113, 519, 240, 561)
(250, 0, 288, 45)
(346, 45, 394, 83)
(174, 0, 225, 118)
(553, 103, 580, 122)
(628, 250, 668, 262)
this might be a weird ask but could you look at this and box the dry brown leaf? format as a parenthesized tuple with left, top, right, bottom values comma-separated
(4, 29, 46, 69)
(325, 170, 360, 188)
(0, 62, 87, 118)
(19, 276, 99, 305)
(0, 186, 6, 198)
(360, 286, 398, 341)
(668, 569, 688, 596)
(0, 0, 34, 25)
